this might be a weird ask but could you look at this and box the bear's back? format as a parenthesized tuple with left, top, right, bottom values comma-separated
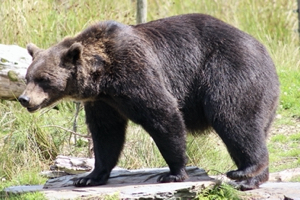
(132, 14, 276, 95)
(131, 14, 279, 131)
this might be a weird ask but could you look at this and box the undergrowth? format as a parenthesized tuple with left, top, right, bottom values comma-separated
(0, 192, 46, 200)
(196, 183, 241, 200)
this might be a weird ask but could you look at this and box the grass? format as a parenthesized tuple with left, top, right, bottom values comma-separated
(269, 130, 300, 171)
(0, 0, 136, 48)
(291, 175, 300, 182)
(121, 123, 234, 172)
(0, 192, 46, 200)
(196, 183, 241, 200)
(0, 0, 300, 199)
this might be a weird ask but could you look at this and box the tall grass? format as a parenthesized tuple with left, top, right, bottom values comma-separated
(0, 0, 136, 47)
(0, 101, 87, 186)
(0, 0, 299, 191)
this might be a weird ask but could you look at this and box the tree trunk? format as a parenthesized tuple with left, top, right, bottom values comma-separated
(136, 0, 147, 24)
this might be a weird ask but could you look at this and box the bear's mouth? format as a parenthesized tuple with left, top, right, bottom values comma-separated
(27, 105, 42, 113)
(26, 99, 49, 113)
(26, 98, 57, 113)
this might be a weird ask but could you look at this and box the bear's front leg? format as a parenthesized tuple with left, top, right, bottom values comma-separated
(142, 107, 189, 183)
(73, 101, 127, 187)
(114, 89, 189, 183)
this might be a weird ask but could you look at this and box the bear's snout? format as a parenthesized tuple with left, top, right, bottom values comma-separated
(18, 95, 30, 107)
(18, 82, 51, 112)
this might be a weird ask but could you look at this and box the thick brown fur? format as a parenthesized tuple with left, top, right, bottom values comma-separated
(19, 14, 280, 190)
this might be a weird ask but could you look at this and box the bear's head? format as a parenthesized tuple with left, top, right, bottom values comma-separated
(19, 22, 135, 112)
(18, 41, 85, 112)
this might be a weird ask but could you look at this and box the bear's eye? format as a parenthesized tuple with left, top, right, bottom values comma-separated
(35, 76, 49, 84)
(93, 55, 105, 66)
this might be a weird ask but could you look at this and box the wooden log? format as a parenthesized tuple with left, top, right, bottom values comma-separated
(0, 44, 31, 100)
(44, 155, 95, 176)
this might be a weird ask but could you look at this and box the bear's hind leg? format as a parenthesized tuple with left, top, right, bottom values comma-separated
(212, 120, 269, 190)
(229, 167, 269, 191)
(73, 101, 127, 187)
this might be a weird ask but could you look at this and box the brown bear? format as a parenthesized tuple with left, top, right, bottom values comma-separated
(19, 13, 280, 190)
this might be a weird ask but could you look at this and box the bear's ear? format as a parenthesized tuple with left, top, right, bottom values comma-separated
(62, 42, 83, 64)
(27, 43, 41, 58)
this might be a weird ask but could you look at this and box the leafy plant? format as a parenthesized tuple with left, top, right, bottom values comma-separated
(196, 183, 241, 200)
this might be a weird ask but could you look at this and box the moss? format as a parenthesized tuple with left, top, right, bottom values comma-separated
(7, 70, 18, 82)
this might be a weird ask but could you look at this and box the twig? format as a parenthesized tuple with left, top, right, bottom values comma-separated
(42, 125, 90, 138)
(72, 102, 81, 144)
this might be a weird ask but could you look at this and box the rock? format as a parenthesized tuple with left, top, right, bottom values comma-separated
(5, 167, 216, 199)
(269, 168, 300, 182)
(0, 44, 31, 100)
(245, 182, 300, 200)
(3, 185, 44, 194)
(42, 181, 215, 200)
(4, 155, 300, 199)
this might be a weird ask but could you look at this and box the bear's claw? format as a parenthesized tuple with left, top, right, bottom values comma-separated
(226, 167, 269, 191)
(228, 179, 260, 191)
(73, 177, 107, 187)
(157, 172, 188, 183)
(226, 170, 250, 180)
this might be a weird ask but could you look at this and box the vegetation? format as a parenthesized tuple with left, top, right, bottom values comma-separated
(0, 191, 46, 200)
(0, 0, 300, 199)
(196, 183, 241, 200)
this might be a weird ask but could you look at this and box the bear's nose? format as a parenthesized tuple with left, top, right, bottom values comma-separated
(18, 95, 30, 107)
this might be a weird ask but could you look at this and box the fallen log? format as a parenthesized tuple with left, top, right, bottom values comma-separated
(41, 155, 95, 177)
(0, 44, 31, 100)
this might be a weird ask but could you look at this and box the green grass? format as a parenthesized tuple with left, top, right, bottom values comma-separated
(121, 124, 234, 173)
(0, 192, 46, 200)
(196, 183, 241, 200)
(291, 175, 300, 182)
(269, 131, 300, 171)
(1, 0, 300, 199)
(278, 70, 300, 117)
